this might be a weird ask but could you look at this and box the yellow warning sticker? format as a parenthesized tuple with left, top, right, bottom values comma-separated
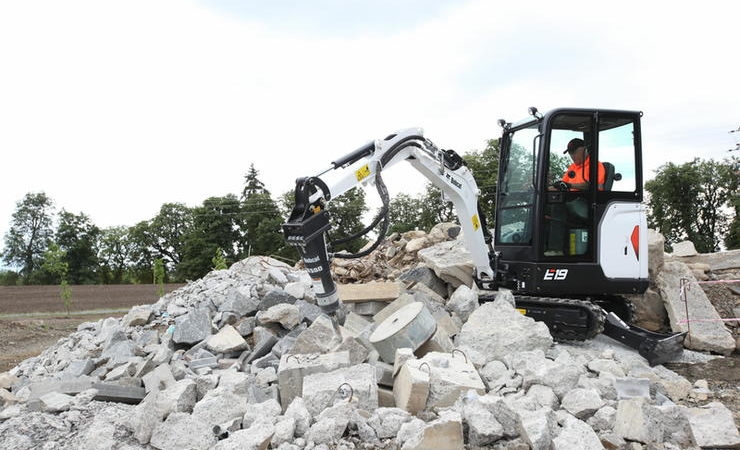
(471, 214, 480, 231)
(355, 164, 371, 182)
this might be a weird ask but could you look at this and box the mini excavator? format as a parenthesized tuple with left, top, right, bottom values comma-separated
(282, 107, 686, 365)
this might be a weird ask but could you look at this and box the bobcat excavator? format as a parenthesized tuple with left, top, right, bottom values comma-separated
(282, 107, 686, 365)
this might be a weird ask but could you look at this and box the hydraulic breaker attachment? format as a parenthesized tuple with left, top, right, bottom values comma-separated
(601, 312, 687, 366)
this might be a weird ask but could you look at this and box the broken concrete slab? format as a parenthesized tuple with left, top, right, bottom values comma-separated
(671, 240, 699, 257)
(399, 266, 448, 299)
(257, 303, 303, 330)
(258, 288, 298, 311)
(277, 351, 351, 409)
(142, 363, 176, 393)
(302, 363, 378, 417)
(150, 411, 218, 450)
(288, 315, 342, 355)
(446, 284, 479, 323)
(122, 305, 154, 327)
(417, 239, 474, 288)
(172, 308, 212, 345)
(417, 352, 486, 409)
(551, 414, 605, 450)
(456, 301, 553, 366)
(613, 397, 664, 444)
(206, 324, 249, 354)
(686, 401, 740, 448)
(336, 281, 401, 303)
(402, 410, 465, 450)
(656, 261, 735, 354)
(560, 388, 605, 419)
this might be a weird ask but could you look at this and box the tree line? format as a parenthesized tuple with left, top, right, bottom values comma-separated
(1, 144, 738, 286)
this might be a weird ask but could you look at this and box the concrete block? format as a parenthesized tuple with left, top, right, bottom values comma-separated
(393, 363, 429, 415)
(302, 363, 379, 417)
(418, 352, 486, 409)
(613, 397, 664, 444)
(656, 261, 735, 354)
(552, 414, 604, 450)
(288, 314, 342, 355)
(58, 359, 95, 379)
(560, 388, 605, 419)
(374, 360, 394, 387)
(414, 327, 454, 356)
(337, 281, 400, 303)
(206, 325, 249, 354)
(372, 293, 415, 324)
(40, 392, 74, 412)
(259, 288, 298, 311)
(189, 356, 219, 370)
(335, 335, 370, 365)
(122, 305, 154, 327)
(399, 266, 448, 299)
(369, 302, 436, 363)
(277, 351, 351, 409)
(354, 300, 389, 316)
(393, 347, 415, 377)
(142, 364, 176, 393)
(150, 412, 218, 450)
(687, 402, 740, 448)
(257, 303, 303, 330)
(342, 312, 373, 336)
(403, 410, 464, 450)
(378, 387, 396, 407)
(173, 308, 212, 345)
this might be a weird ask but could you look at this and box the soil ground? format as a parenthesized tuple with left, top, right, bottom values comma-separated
(0, 284, 183, 372)
(0, 282, 737, 427)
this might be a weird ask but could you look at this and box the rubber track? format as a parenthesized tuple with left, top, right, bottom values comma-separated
(480, 294, 606, 341)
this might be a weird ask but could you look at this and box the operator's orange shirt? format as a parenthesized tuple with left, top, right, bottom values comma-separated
(562, 156, 606, 190)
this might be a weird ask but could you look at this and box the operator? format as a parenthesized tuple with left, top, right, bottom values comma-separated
(561, 138, 605, 190)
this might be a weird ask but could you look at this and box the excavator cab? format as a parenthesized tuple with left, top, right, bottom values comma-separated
(492, 108, 686, 364)
(494, 108, 648, 297)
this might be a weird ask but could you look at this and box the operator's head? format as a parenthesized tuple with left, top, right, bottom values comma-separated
(564, 138, 587, 163)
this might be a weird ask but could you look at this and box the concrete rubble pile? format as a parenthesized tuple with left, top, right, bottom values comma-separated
(0, 226, 738, 449)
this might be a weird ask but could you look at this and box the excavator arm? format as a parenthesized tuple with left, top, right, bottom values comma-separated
(282, 128, 496, 314)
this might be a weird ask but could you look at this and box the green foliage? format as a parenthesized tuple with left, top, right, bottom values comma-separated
(60, 280, 72, 316)
(464, 139, 500, 226)
(387, 193, 424, 234)
(40, 242, 73, 316)
(646, 157, 738, 252)
(149, 203, 194, 269)
(326, 187, 369, 254)
(0, 270, 21, 286)
(126, 221, 156, 283)
(212, 247, 228, 270)
(56, 209, 100, 284)
(153, 258, 165, 297)
(2, 192, 55, 281)
(97, 226, 136, 284)
(242, 163, 269, 198)
(242, 192, 282, 256)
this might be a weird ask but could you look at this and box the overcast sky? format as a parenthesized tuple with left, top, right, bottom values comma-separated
(1, 0, 738, 257)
